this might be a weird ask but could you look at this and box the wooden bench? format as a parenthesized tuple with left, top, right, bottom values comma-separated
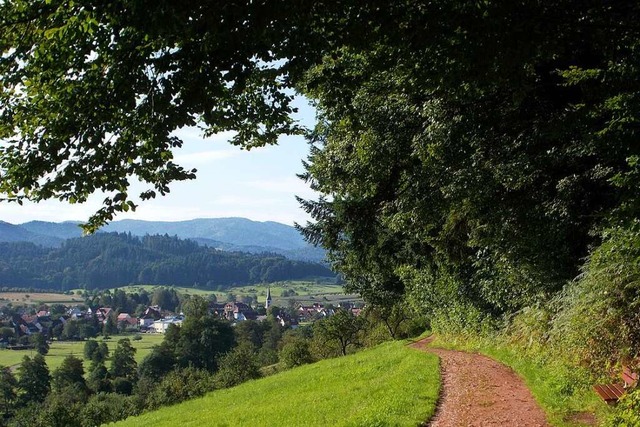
(593, 365, 639, 404)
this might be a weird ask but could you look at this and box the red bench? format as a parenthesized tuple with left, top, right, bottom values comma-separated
(593, 365, 639, 404)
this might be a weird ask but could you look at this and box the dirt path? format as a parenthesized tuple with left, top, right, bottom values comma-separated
(411, 337, 550, 427)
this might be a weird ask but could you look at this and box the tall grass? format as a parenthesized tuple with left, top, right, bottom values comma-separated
(113, 340, 440, 427)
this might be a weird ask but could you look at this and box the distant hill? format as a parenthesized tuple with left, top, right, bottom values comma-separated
(0, 232, 335, 290)
(101, 218, 306, 250)
(20, 220, 84, 240)
(1, 217, 326, 262)
(0, 221, 63, 247)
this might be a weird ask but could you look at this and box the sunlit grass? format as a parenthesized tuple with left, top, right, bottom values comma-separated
(114, 340, 440, 427)
(0, 333, 165, 371)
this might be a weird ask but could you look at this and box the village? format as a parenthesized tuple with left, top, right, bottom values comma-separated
(0, 288, 364, 348)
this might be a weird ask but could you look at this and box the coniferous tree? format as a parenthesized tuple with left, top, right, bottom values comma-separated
(0, 365, 17, 419)
(17, 354, 50, 405)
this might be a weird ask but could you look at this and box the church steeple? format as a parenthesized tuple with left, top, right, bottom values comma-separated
(265, 286, 272, 310)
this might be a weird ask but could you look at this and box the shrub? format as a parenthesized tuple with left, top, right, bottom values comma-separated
(214, 345, 261, 388)
(80, 393, 140, 427)
(145, 367, 215, 410)
(280, 337, 313, 369)
(606, 388, 640, 427)
(549, 223, 640, 371)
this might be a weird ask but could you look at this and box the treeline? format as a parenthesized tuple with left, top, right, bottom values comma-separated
(0, 233, 334, 290)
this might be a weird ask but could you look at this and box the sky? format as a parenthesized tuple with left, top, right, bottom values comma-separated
(0, 97, 319, 227)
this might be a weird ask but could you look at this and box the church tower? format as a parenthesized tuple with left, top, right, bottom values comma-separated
(265, 286, 272, 310)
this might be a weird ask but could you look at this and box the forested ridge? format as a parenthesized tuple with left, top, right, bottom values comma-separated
(0, 233, 334, 290)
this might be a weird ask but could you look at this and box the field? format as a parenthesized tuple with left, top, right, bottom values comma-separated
(107, 280, 359, 306)
(1, 280, 358, 309)
(0, 292, 83, 306)
(114, 340, 440, 427)
(0, 333, 165, 372)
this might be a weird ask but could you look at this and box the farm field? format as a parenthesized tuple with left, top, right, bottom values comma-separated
(0, 292, 83, 306)
(114, 340, 440, 427)
(1, 280, 355, 309)
(106, 280, 357, 306)
(0, 333, 164, 371)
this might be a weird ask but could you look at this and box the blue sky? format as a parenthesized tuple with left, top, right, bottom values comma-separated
(0, 97, 318, 227)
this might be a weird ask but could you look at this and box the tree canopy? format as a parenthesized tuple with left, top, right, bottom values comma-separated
(0, 0, 317, 230)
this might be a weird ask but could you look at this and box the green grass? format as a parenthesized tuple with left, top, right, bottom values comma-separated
(0, 348, 30, 368)
(0, 333, 165, 372)
(0, 291, 83, 306)
(106, 281, 356, 306)
(430, 335, 608, 427)
(114, 340, 440, 427)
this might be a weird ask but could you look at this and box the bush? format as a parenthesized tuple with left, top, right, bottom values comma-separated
(80, 393, 140, 427)
(280, 337, 313, 369)
(214, 345, 261, 388)
(606, 388, 640, 427)
(145, 367, 215, 410)
(549, 223, 640, 371)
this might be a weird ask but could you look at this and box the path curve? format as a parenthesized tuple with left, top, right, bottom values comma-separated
(411, 337, 550, 427)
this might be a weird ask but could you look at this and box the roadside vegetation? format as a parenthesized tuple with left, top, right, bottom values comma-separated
(114, 340, 440, 427)
(431, 334, 604, 426)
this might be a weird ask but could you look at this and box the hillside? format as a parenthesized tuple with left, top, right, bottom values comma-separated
(0, 221, 63, 247)
(0, 232, 334, 290)
(6, 218, 326, 262)
(101, 218, 305, 250)
(114, 340, 440, 427)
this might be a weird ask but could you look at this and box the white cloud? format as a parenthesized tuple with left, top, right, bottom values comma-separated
(173, 149, 238, 166)
(247, 176, 316, 198)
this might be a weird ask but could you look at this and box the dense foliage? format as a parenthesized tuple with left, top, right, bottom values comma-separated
(2, 1, 640, 421)
(0, 232, 334, 290)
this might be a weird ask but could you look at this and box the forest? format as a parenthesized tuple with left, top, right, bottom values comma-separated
(0, 233, 334, 290)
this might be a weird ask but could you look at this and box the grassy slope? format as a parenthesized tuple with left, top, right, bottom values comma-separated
(114, 340, 440, 427)
(431, 336, 608, 427)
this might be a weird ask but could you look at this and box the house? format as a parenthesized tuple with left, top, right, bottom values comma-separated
(67, 307, 83, 318)
(138, 306, 162, 328)
(117, 313, 138, 327)
(95, 307, 113, 324)
(11, 314, 41, 336)
(224, 302, 258, 322)
(209, 303, 227, 318)
(276, 313, 299, 329)
(298, 304, 326, 321)
(151, 316, 183, 333)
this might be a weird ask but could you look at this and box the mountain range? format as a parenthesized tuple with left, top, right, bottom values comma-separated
(0, 218, 326, 262)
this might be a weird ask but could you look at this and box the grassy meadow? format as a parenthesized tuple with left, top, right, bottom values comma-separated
(114, 340, 440, 427)
(0, 333, 165, 371)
